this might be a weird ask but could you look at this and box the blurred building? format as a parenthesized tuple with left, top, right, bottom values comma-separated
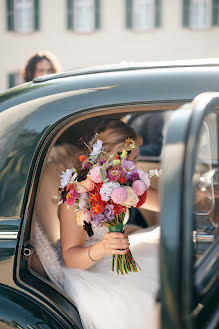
(0, 0, 219, 91)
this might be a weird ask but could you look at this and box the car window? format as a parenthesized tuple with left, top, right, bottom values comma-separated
(30, 107, 175, 282)
(193, 112, 219, 263)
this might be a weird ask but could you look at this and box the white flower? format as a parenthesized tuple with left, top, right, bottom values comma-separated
(60, 169, 73, 188)
(137, 168, 150, 189)
(90, 139, 104, 157)
(100, 181, 120, 201)
(79, 193, 89, 210)
(70, 172, 78, 183)
(148, 169, 161, 178)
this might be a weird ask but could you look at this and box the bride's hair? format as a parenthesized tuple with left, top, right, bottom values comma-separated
(47, 143, 83, 169)
(92, 119, 139, 153)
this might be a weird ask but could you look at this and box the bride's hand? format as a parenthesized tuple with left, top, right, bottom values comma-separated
(100, 232, 130, 255)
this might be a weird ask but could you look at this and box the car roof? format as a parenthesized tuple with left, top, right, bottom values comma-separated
(33, 58, 219, 83)
(2, 58, 219, 116)
(1, 59, 219, 218)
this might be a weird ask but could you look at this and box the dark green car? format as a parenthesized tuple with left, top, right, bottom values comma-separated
(0, 60, 218, 329)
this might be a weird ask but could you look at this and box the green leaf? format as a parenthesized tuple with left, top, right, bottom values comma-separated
(100, 167, 108, 183)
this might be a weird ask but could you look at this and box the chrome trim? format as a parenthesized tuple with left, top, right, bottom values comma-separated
(0, 231, 18, 240)
(196, 234, 214, 243)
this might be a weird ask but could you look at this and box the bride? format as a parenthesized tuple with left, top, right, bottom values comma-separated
(33, 119, 160, 329)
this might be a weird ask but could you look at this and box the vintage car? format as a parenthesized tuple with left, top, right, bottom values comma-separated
(0, 60, 218, 329)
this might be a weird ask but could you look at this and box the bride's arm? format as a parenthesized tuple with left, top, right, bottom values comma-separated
(141, 188, 160, 212)
(59, 204, 130, 269)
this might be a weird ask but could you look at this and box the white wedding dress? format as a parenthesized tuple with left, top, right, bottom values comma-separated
(33, 220, 160, 329)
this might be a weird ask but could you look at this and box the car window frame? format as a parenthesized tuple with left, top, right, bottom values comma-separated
(161, 92, 219, 329)
(15, 100, 181, 325)
(182, 94, 219, 328)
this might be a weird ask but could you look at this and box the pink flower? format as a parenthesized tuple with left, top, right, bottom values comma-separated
(123, 187, 139, 208)
(111, 187, 128, 204)
(76, 178, 95, 193)
(121, 159, 137, 176)
(89, 166, 103, 183)
(137, 169, 150, 189)
(132, 180, 146, 196)
(107, 169, 120, 181)
(100, 181, 120, 201)
(66, 190, 79, 205)
(77, 210, 92, 226)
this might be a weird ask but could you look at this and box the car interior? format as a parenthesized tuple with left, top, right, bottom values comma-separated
(27, 106, 173, 295)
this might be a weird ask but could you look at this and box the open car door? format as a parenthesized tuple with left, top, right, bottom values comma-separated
(160, 92, 219, 329)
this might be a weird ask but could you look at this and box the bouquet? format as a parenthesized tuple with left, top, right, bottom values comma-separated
(58, 137, 160, 274)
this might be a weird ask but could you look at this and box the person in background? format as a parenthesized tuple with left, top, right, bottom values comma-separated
(22, 51, 61, 82)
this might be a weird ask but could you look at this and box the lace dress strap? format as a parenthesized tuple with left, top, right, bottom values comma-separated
(32, 219, 64, 289)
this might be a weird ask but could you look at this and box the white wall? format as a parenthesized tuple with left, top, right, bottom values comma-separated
(0, 0, 219, 91)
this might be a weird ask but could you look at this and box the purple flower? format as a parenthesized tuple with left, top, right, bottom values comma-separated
(121, 159, 137, 177)
(99, 159, 106, 165)
(104, 205, 115, 220)
(84, 162, 91, 169)
(93, 213, 107, 226)
(127, 171, 139, 183)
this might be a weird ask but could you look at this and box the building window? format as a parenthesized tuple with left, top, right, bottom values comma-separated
(183, 0, 219, 28)
(126, 0, 161, 31)
(190, 0, 211, 28)
(6, 0, 40, 32)
(133, 0, 155, 30)
(8, 72, 24, 88)
(73, 0, 95, 32)
(14, 0, 34, 33)
(67, 0, 101, 32)
(212, 0, 219, 25)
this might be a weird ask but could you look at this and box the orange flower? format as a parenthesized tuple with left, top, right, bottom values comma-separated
(92, 203, 104, 216)
(90, 188, 105, 215)
(67, 183, 74, 190)
(79, 155, 87, 162)
(90, 192, 99, 203)
(76, 178, 95, 193)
